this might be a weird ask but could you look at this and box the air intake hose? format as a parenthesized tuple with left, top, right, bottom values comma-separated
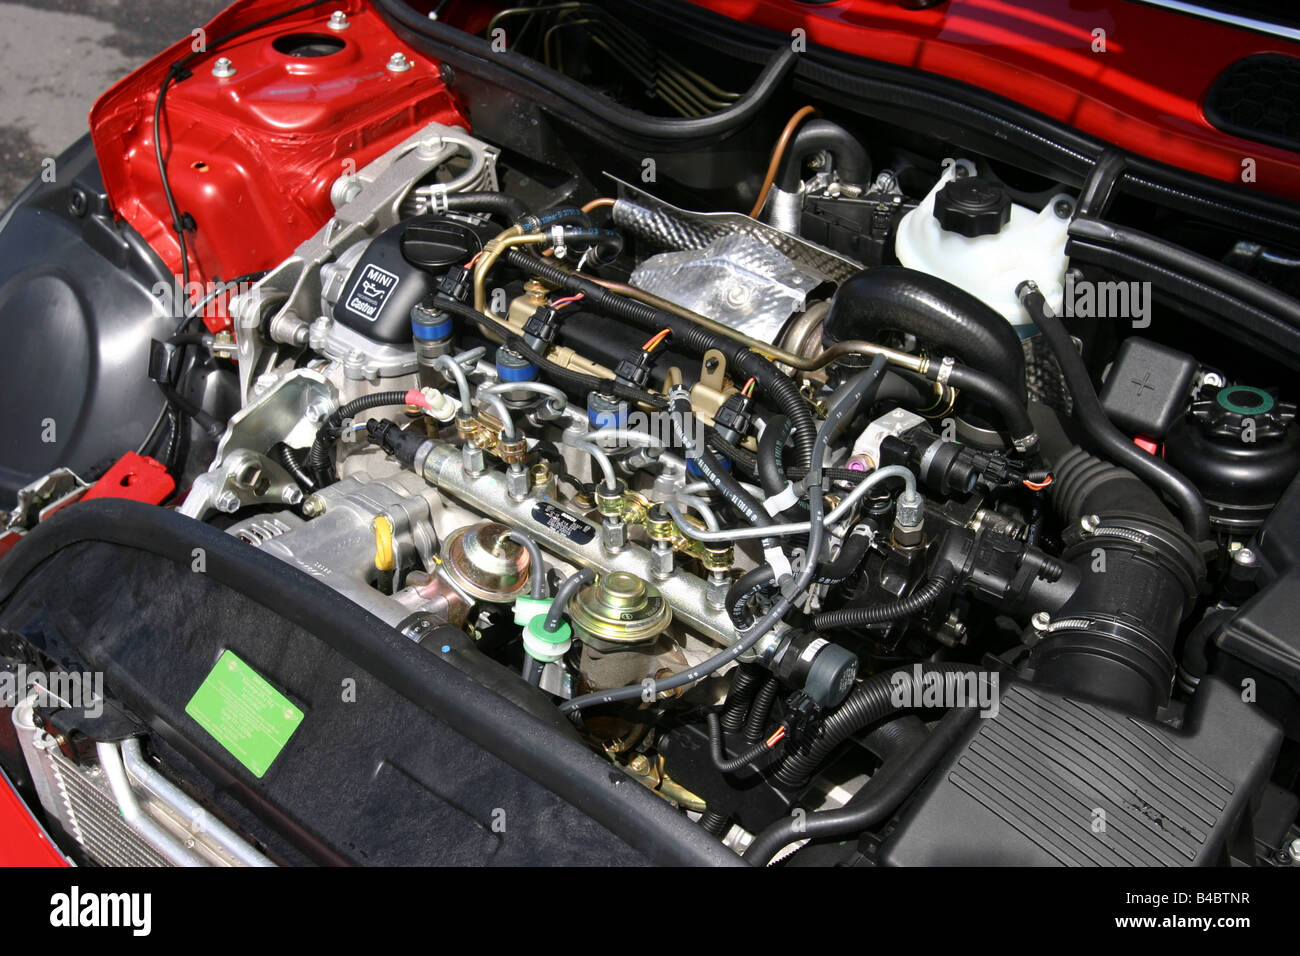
(1027, 404, 1205, 717)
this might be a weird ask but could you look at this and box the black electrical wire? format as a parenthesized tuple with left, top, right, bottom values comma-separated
(1017, 281, 1211, 541)
(721, 663, 765, 733)
(706, 712, 783, 774)
(774, 661, 985, 789)
(744, 677, 780, 745)
(272, 443, 318, 494)
(747, 704, 977, 866)
(698, 808, 730, 837)
(810, 574, 954, 632)
(307, 390, 412, 484)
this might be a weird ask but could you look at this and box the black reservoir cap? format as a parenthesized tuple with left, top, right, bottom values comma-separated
(933, 176, 1012, 238)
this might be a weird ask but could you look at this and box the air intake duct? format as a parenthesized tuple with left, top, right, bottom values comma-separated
(1027, 405, 1205, 717)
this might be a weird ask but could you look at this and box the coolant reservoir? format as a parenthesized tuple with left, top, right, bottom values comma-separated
(894, 160, 1072, 335)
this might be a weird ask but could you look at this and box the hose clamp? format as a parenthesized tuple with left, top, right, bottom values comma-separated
(427, 184, 449, 214)
(936, 355, 955, 385)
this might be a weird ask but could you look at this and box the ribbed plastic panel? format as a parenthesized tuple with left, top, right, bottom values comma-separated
(880, 678, 1280, 866)
(1206, 54, 1300, 153)
(949, 686, 1231, 865)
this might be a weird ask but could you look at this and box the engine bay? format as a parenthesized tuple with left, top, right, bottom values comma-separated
(3, 0, 1300, 868)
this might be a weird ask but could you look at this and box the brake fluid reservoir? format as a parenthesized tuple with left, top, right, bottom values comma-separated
(894, 160, 1072, 335)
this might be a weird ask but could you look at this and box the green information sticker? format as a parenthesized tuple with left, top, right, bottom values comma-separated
(185, 650, 304, 778)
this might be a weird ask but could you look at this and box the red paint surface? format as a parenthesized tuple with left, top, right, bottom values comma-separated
(81, 452, 176, 504)
(90, 0, 469, 328)
(688, 0, 1300, 199)
(0, 772, 68, 866)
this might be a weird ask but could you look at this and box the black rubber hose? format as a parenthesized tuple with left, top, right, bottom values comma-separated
(938, 363, 1038, 453)
(442, 190, 530, 222)
(860, 714, 929, 762)
(699, 808, 730, 837)
(1065, 238, 1300, 367)
(813, 529, 873, 588)
(374, 0, 798, 146)
(545, 568, 595, 634)
(823, 267, 1026, 396)
(521, 206, 593, 232)
(744, 677, 781, 745)
(1017, 281, 1211, 541)
(272, 443, 318, 494)
(707, 712, 782, 774)
(774, 662, 984, 789)
(810, 574, 953, 631)
(748, 704, 977, 865)
(721, 663, 765, 733)
(1069, 218, 1300, 327)
(776, 118, 871, 192)
(756, 413, 791, 498)
(726, 565, 776, 630)
(507, 249, 818, 466)
(306, 390, 411, 482)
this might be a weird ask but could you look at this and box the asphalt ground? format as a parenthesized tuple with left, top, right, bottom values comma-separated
(0, 0, 233, 208)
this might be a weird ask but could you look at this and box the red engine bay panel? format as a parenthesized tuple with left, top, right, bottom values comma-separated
(689, 0, 1300, 201)
(90, 0, 469, 327)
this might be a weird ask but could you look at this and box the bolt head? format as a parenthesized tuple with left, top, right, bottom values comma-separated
(327, 10, 350, 30)
(212, 57, 236, 78)
(215, 491, 240, 514)
(1233, 547, 1257, 567)
(281, 485, 304, 506)
(1288, 838, 1300, 864)
(387, 52, 412, 73)
(1080, 514, 1100, 534)
(1031, 611, 1051, 632)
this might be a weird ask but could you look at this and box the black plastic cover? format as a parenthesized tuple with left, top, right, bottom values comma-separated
(878, 678, 1280, 866)
(333, 213, 493, 344)
(1214, 567, 1300, 740)
(1098, 336, 1198, 438)
(0, 136, 174, 504)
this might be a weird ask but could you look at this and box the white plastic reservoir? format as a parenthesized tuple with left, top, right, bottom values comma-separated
(894, 159, 1072, 336)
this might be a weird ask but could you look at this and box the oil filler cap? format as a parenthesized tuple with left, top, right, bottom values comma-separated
(933, 176, 1012, 238)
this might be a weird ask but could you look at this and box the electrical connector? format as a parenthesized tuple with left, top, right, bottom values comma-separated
(713, 392, 754, 445)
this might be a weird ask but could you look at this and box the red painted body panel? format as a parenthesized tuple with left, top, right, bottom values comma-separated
(688, 0, 1300, 199)
(90, 0, 469, 327)
(0, 772, 68, 866)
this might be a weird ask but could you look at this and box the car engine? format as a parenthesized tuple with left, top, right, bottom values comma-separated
(2, 0, 1299, 868)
